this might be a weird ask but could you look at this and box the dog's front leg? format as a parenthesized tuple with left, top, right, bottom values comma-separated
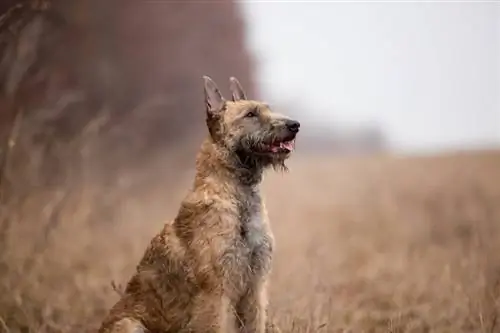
(186, 290, 229, 333)
(235, 277, 268, 333)
(188, 223, 239, 333)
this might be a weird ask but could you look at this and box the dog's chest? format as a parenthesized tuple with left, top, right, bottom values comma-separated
(236, 193, 273, 276)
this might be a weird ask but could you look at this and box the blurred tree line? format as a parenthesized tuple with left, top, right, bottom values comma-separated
(0, 0, 255, 331)
(0, 0, 254, 189)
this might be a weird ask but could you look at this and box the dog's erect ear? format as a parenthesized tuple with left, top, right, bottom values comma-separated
(203, 76, 225, 114)
(229, 76, 247, 101)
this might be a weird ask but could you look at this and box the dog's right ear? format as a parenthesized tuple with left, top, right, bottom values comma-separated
(203, 76, 225, 115)
(229, 76, 247, 101)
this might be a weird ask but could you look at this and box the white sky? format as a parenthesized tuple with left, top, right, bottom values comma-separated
(240, 1, 500, 152)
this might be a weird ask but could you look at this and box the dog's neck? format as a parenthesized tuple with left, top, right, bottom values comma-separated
(194, 138, 264, 188)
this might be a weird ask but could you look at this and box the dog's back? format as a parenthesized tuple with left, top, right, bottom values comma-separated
(98, 222, 195, 332)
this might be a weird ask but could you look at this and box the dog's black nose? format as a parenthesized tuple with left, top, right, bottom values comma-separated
(286, 120, 300, 133)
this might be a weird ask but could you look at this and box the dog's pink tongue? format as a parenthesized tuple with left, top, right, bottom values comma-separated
(280, 140, 295, 151)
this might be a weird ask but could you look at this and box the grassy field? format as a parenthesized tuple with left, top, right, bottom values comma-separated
(267, 152, 500, 333)
(1, 150, 500, 332)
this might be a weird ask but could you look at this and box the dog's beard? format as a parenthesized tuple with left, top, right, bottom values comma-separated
(232, 134, 291, 172)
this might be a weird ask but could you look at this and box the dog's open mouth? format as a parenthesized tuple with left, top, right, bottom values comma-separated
(269, 139, 295, 153)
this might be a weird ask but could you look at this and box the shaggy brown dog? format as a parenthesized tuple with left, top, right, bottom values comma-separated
(98, 76, 300, 333)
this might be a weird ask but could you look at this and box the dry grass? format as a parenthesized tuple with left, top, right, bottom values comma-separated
(1, 150, 500, 332)
(266, 151, 500, 333)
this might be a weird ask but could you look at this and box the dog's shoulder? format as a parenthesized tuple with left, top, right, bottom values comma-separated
(136, 220, 185, 268)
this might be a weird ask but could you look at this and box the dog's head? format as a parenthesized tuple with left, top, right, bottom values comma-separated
(203, 76, 300, 170)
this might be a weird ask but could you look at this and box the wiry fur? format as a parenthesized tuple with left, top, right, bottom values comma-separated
(98, 76, 300, 333)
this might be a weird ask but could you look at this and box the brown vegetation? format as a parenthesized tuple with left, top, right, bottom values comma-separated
(3, 146, 500, 332)
(266, 151, 500, 333)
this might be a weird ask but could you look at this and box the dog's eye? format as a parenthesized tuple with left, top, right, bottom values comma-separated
(245, 110, 257, 118)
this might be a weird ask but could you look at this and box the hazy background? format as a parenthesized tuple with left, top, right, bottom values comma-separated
(242, 1, 500, 153)
(1, 1, 500, 333)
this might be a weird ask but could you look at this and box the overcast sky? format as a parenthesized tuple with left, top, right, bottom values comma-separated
(240, 1, 500, 152)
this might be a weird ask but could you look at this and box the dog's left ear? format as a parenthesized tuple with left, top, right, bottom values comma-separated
(229, 77, 247, 101)
(203, 76, 225, 114)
